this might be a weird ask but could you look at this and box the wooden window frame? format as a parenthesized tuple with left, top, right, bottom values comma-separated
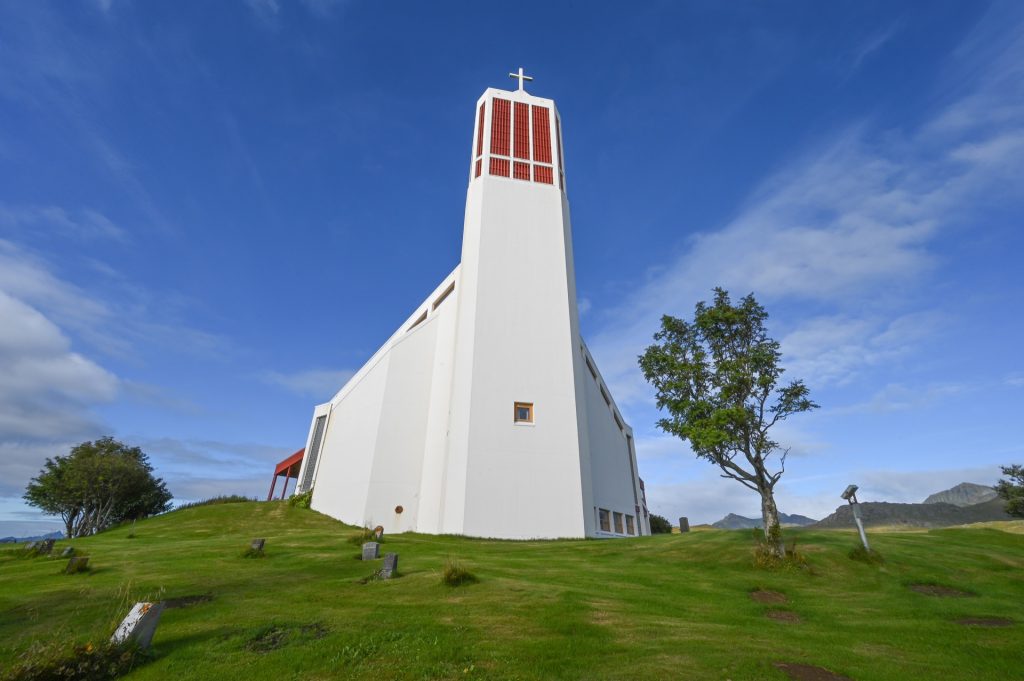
(598, 508, 611, 532)
(513, 401, 534, 424)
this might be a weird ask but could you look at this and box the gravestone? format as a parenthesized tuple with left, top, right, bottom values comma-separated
(373, 525, 384, 541)
(65, 556, 89, 574)
(362, 542, 380, 560)
(678, 517, 690, 533)
(250, 538, 266, 552)
(111, 602, 164, 650)
(38, 538, 56, 555)
(24, 541, 38, 553)
(379, 552, 398, 579)
(60, 546, 75, 558)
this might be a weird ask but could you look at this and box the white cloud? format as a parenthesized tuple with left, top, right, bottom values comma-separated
(0, 291, 117, 442)
(0, 204, 127, 242)
(586, 12, 1024, 410)
(261, 368, 354, 399)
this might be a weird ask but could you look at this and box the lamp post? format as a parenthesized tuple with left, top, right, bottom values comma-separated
(841, 484, 870, 551)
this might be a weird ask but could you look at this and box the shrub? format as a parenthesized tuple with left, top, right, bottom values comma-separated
(1, 639, 145, 681)
(173, 495, 254, 512)
(288, 489, 313, 509)
(649, 514, 672, 534)
(753, 534, 808, 571)
(347, 527, 382, 545)
(441, 558, 478, 587)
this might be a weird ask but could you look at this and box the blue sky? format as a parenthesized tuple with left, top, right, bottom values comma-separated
(1, 0, 1022, 536)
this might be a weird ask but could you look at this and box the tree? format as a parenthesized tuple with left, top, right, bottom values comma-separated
(649, 514, 673, 534)
(638, 288, 818, 558)
(24, 437, 172, 538)
(995, 465, 1024, 517)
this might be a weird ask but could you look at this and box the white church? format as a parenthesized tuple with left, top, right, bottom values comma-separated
(290, 71, 650, 539)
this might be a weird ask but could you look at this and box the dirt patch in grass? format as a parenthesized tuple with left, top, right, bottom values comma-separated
(766, 610, 801, 623)
(246, 625, 289, 652)
(750, 589, 787, 604)
(164, 593, 213, 609)
(774, 662, 852, 681)
(956, 617, 1013, 627)
(300, 621, 330, 639)
(908, 583, 974, 597)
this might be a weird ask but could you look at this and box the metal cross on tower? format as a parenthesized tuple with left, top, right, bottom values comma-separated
(508, 67, 533, 92)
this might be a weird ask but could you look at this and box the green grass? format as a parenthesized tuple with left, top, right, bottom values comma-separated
(1, 502, 1022, 680)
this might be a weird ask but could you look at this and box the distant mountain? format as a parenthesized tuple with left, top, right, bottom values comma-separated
(812, 497, 1010, 529)
(923, 482, 997, 507)
(0, 531, 64, 544)
(711, 512, 817, 529)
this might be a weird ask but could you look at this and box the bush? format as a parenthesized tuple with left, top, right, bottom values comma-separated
(347, 527, 383, 545)
(288, 489, 313, 509)
(649, 514, 672, 534)
(1, 639, 145, 681)
(441, 558, 478, 587)
(173, 495, 255, 512)
(753, 533, 808, 571)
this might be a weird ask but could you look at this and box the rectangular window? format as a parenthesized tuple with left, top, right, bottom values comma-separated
(626, 515, 635, 535)
(432, 282, 455, 310)
(475, 102, 485, 158)
(585, 355, 597, 379)
(489, 157, 510, 177)
(599, 508, 610, 532)
(531, 105, 552, 163)
(299, 414, 327, 493)
(533, 165, 553, 184)
(614, 412, 624, 432)
(408, 309, 427, 331)
(475, 159, 481, 178)
(491, 98, 511, 156)
(513, 102, 530, 159)
(514, 401, 534, 423)
(613, 512, 624, 534)
(513, 161, 530, 181)
(600, 386, 611, 406)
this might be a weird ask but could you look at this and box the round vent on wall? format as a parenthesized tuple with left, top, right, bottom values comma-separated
(395, 505, 404, 514)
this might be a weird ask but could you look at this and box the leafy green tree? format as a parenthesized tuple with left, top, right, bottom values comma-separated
(995, 465, 1024, 517)
(24, 437, 172, 538)
(648, 514, 673, 534)
(638, 288, 818, 558)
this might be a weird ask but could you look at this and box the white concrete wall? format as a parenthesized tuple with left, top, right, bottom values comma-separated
(452, 95, 588, 537)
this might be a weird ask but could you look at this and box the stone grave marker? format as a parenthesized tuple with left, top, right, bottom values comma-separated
(60, 546, 75, 558)
(678, 517, 690, 533)
(65, 556, 89, 574)
(250, 538, 266, 552)
(373, 525, 384, 541)
(362, 541, 380, 560)
(38, 538, 56, 555)
(24, 541, 38, 553)
(111, 602, 164, 650)
(379, 552, 398, 579)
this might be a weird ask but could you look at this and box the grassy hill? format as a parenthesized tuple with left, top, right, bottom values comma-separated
(2, 502, 1022, 680)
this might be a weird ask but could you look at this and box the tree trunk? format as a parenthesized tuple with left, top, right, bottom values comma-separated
(760, 488, 784, 558)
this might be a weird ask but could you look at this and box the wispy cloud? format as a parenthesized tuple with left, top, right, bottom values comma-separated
(850, 22, 902, 72)
(262, 368, 354, 400)
(0, 204, 128, 242)
(586, 10, 1024, 411)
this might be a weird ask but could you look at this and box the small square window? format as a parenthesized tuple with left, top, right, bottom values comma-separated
(613, 512, 624, 534)
(514, 401, 534, 423)
(599, 508, 610, 532)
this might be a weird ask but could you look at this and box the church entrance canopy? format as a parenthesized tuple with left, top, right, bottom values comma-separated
(267, 448, 304, 501)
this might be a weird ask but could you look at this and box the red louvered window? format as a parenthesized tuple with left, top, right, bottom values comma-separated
(533, 165, 553, 184)
(513, 161, 530, 180)
(475, 103, 485, 158)
(531, 106, 551, 164)
(489, 157, 510, 177)
(475, 159, 482, 178)
(513, 102, 530, 160)
(491, 99, 511, 156)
